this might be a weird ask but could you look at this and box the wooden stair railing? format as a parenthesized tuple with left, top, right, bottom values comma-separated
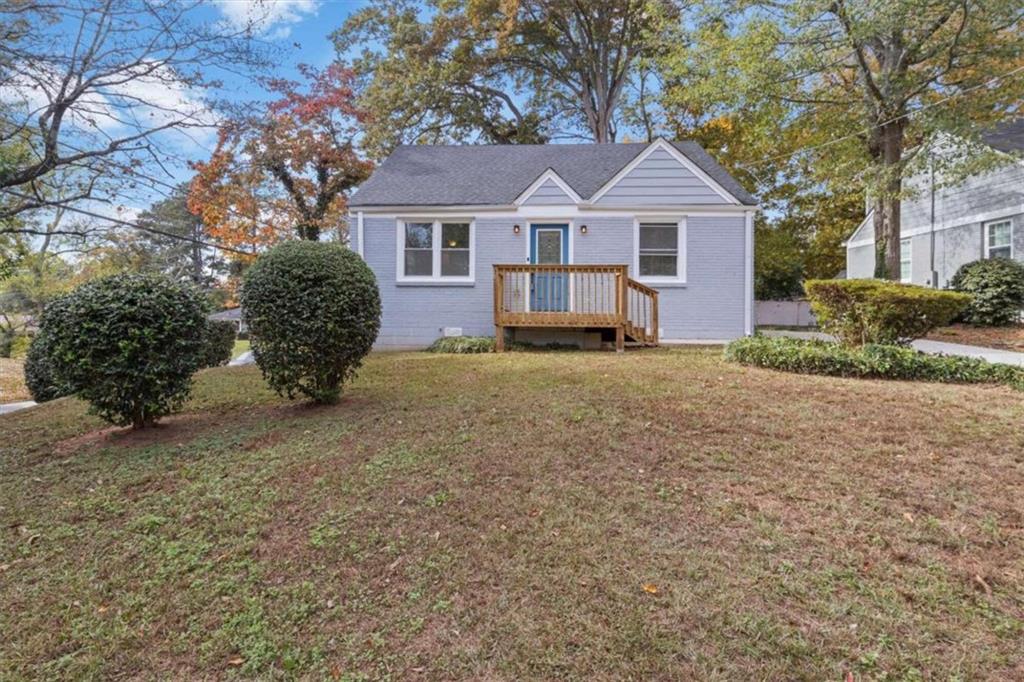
(493, 264, 658, 351)
(625, 277, 659, 346)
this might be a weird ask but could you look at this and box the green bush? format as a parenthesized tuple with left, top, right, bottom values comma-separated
(725, 335, 1024, 391)
(805, 279, 970, 346)
(949, 258, 1024, 327)
(198, 319, 237, 368)
(426, 336, 495, 353)
(23, 331, 70, 403)
(39, 274, 207, 427)
(241, 241, 381, 404)
(9, 333, 33, 358)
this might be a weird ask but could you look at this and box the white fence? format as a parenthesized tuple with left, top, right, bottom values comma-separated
(755, 300, 816, 328)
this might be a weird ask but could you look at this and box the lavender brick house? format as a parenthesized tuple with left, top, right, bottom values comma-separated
(348, 139, 758, 349)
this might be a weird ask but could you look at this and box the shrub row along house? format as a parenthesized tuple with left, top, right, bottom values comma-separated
(347, 139, 758, 350)
(846, 119, 1024, 285)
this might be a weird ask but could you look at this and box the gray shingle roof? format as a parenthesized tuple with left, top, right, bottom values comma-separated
(349, 140, 757, 207)
(982, 118, 1024, 154)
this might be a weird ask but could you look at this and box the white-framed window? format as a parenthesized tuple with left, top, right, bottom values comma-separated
(985, 219, 1013, 260)
(634, 218, 686, 283)
(397, 219, 474, 282)
(900, 238, 912, 283)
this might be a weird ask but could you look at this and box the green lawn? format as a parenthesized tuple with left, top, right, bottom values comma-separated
(1, 348, 1022, 679)
(232, 339, 251, 359)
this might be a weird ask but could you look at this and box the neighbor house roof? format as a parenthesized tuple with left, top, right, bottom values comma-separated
(208, 307, 242, 321)
(349, 140, 757, 207)
(982, 118, 1024, 154)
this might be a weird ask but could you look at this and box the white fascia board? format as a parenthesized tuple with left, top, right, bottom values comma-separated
(357, 204, 756, 218)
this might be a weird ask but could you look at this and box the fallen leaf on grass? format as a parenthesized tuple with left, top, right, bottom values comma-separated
(228, 656, 244, 666)
(902, 512, 915, 524)
(973, 574, 992, 596)
(642, 583, 659, 594)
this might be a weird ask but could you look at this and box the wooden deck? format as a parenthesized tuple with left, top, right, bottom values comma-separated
(493, 264, 659, 352)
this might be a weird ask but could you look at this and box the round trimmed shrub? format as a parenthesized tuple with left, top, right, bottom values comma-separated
(198, 319, 237, 368)
(805, 279, 971, 346)
(949, 258, 1024, 327)
(40, 274, 207, 428)
(23, 330, 70, 403)
(241, 241, 380, 404)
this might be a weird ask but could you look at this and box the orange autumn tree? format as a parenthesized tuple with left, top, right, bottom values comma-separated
(188, 63, 373, 247)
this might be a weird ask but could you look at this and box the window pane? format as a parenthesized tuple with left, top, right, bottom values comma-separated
(404, 249, 433, 276)
(989, 245, 1012, 260)
(441, 250, 469, 276)
(900, 239, 911, 281)
(639, 224, 677, 250)
(989, 222, 1011, 247)
(441, 223, 470, 249)
(639, 255, 677, 277)
(536, 230, 563, 264)
(405, 222, 432, 249)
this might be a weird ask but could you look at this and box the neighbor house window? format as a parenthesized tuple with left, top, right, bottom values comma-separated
(900, 238, 912, 283)
(636, 219, 686, 282)
(985, 220, 1013, 259)
(398, 219, 474, 281)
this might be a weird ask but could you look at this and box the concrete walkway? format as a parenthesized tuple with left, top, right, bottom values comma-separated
(0, 400, 37, 415)
(762, 329, 1024, 367)
(229, 351, 254, 366)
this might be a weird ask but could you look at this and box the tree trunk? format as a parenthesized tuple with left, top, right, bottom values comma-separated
(872, 120, 904, 280)
(132, 405, 146, 430)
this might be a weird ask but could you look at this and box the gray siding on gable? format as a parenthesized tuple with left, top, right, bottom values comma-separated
(521, 178, 574, 205)
(847, 159, 1024, 283)
(846, 243, 875, 279)
(594, 149, 731, 206)
(847, 214, 1022, 286)
(902, 160, 1024, 230)
(363, 213, 748, 347)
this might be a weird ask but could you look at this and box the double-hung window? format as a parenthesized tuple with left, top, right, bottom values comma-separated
(399, 219, 474, 282)
(985, 220, 1013, 260)
(900, 238, 912, 283)
(636, 219, 686, 283)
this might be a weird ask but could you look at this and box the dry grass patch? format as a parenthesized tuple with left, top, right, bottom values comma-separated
(0, 357, 29, 402)
(1, 349, 1023, 680)
(928, 323, 1024, 352)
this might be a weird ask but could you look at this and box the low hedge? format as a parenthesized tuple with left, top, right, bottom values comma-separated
(725, 335, 1024, 391)
(805, 279, 970, 346)
(426, 336, 495, 353)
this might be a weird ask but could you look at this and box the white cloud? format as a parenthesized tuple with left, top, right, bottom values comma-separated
(216, 0, 320, 38)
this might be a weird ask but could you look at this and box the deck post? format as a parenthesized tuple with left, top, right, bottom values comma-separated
(495, 325, 505, 352)
(651, 291, 659, 345)
(615, 325, 625, 352)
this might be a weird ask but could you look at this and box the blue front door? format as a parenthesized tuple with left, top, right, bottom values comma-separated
(530, 224, 569, 312)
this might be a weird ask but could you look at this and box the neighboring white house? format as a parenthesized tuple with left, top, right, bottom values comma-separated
(846, 119, 1024, 286)
(348, 139, 758, 350)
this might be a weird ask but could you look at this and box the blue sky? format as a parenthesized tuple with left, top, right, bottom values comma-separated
(207, 0, 369, 86)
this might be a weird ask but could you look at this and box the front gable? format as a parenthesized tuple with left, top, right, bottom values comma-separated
(592, 140, 739, 206)
(515, 168, 582, 206)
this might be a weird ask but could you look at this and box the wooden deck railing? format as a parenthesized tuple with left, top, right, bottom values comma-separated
(493, 264, 658, 351)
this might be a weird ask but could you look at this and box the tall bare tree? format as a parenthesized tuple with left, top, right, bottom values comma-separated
(0, 0, 269, 225)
